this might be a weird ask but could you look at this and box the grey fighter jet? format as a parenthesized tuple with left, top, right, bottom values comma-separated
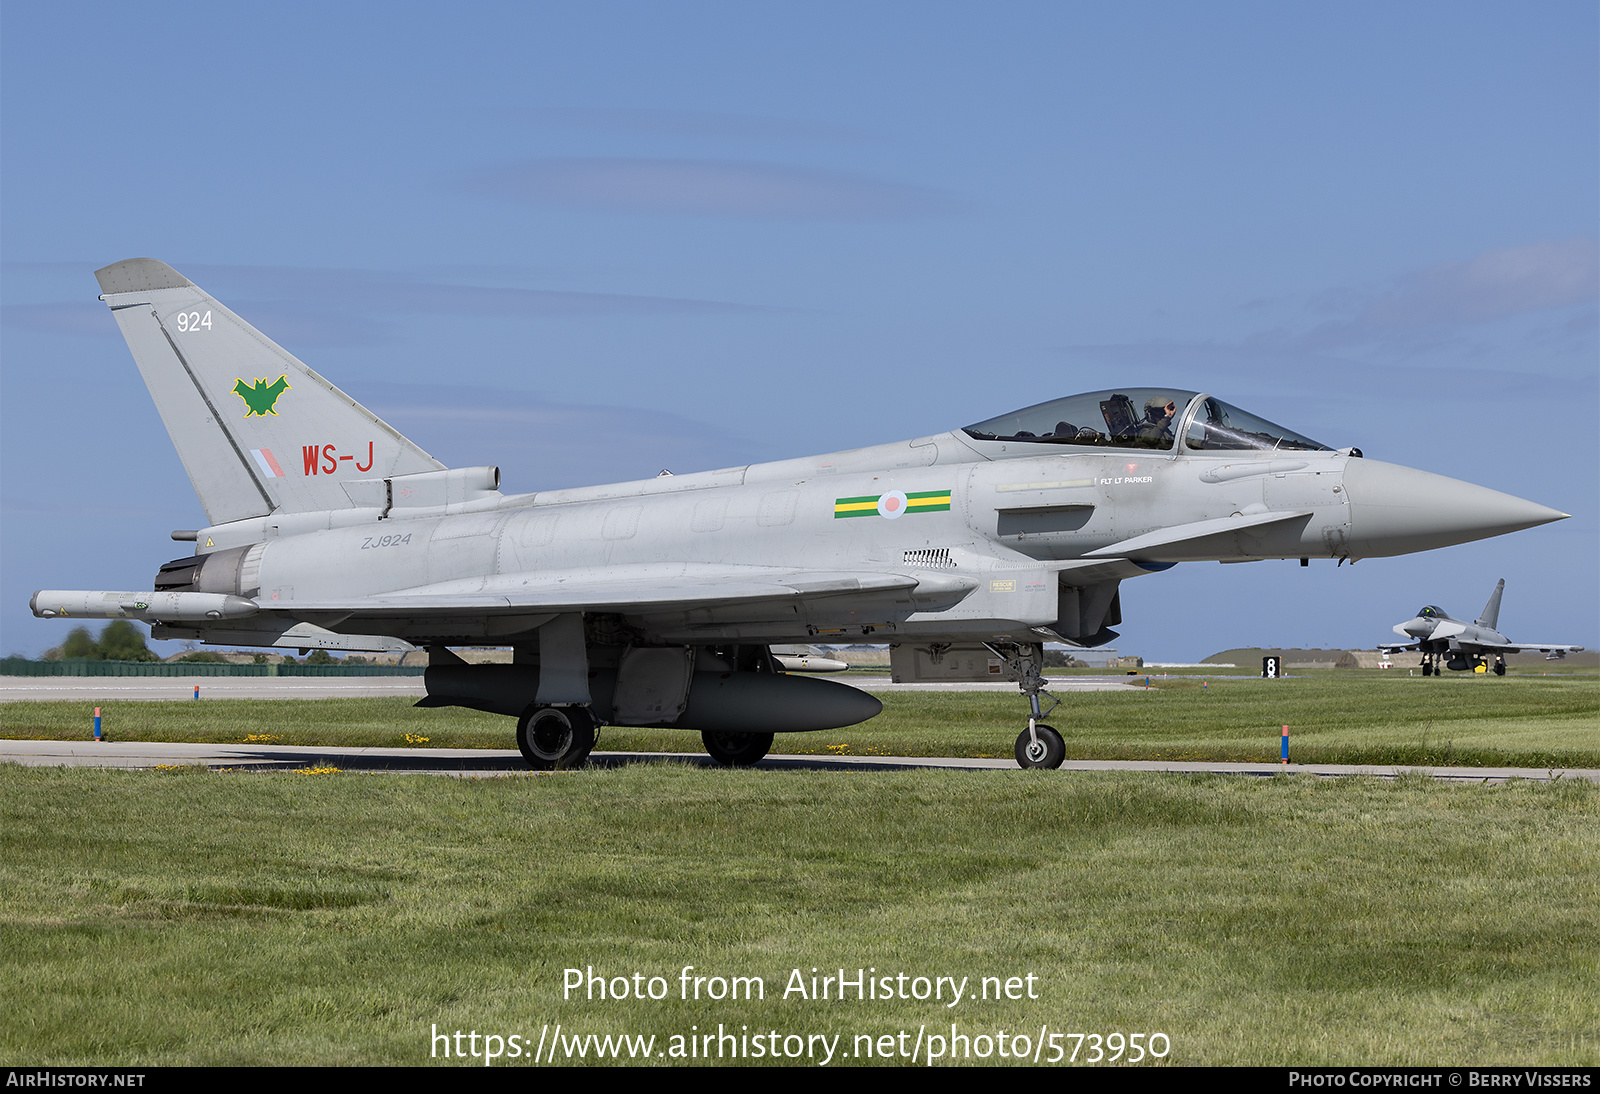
(31, 259, 1571, 769)
(1382, 580, 1585, 676)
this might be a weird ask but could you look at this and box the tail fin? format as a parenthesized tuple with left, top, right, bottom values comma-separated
(95, 258, 443, 525)
(1476, 578, 1505, 630)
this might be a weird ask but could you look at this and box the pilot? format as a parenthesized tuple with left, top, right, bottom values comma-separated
(1137, 396, 1178, 443)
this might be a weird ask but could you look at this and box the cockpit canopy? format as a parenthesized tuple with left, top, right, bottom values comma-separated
(963, 389, 1333, 454)
(1418, 606, 1446, 619)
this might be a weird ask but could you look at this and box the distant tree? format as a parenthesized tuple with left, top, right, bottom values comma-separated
(305, 649, 336, 665)
(252, 653, 269, 664)
(174, 651, 228, 663)
(62, 627, 101, 660)
(343, 655, 371, 666)
(99, 620, 157, 662)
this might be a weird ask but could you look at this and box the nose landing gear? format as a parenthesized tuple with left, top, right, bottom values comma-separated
(987, 642, 1067, 769)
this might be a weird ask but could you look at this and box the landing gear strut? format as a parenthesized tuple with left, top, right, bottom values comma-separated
(702, 730, 775, 767)
(516, 705, 597, 770)
(987, 642, 1066, 769)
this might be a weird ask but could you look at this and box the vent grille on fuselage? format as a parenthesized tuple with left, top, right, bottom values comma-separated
(902, 547, 956, 568)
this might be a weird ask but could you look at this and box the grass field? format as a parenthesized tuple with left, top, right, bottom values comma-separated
(4, 676, 1596, 1066)
(3, 674, 1596, 769)
(1, 765, 1595, 1066)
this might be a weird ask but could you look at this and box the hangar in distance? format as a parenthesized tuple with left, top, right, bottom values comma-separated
(31, 259, 1570, 769)
(1383, 579, 1585, 676)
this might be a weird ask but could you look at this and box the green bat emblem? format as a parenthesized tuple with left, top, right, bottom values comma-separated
(233, 375, 290, 416)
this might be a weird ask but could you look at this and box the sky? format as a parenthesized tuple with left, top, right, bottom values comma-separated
(2, 2, 1595, 663)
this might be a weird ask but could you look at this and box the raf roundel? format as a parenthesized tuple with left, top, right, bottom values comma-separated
(877, 490, 908, 520)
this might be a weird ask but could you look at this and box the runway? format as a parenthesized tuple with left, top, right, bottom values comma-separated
(1, 738, 1591, 783)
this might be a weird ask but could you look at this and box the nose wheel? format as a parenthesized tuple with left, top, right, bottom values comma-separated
(516, 705, 597, 770)
(1015, 724, 1065, 768)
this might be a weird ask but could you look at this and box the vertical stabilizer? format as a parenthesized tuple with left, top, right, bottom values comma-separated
(94, 258, 444, 525)
(1476, 578, 1506, 630)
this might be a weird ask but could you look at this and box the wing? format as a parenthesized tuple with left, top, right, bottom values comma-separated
(247, 564, 980, 641)
(287, 567, 974, 613)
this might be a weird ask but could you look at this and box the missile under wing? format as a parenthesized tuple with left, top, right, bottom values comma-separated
(31, 259, 1571, 768)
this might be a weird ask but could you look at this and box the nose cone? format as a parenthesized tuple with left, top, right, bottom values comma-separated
(1395, 618, 1432, 638)
(1344, 459, 1568, 558)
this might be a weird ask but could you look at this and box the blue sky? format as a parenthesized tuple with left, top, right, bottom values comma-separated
(3, 2, 1595, 662)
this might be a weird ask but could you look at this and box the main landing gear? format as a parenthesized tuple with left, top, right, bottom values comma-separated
(701, 730, 775, 767)
(987, 643, 1067, 770)
(516, 705, 597, 770)
(1420, 652, 1505, 676)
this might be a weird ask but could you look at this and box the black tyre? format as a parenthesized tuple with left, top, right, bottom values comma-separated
(1421, 662, 1432, 676)
(516, 706, 597, 770)
(1493, 661, 1506, 676)
(1014, 724, 1065, 769)
(701, 730, 775, 767)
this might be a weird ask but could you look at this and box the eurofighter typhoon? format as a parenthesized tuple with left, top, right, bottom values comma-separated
(1382, 579, 1585, 676)
(31, 259, 1571, 768)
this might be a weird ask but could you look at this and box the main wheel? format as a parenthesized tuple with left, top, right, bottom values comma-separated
(1421, 661, 1433, 676)
(1493, 660, 1506, 676)
(1014, 724, 1065, 769)
(516, 706, 597, 770)
(702, 730, 775, 767)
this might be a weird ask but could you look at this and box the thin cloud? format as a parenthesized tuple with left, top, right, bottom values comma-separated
(1, 265, 782, 350)
(0, 302, 118, 338)
(362, 382, 770, 489)
(1055, 338, 1587, 405)
(180, 264, 781, 318)
(514, 107, 877, 145)
(469, 158, 960, 220)
(1311, 238, 1598, 343)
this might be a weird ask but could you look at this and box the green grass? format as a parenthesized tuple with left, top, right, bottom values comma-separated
(1, 766, 1595, 1065)
(4, 674, 1596, 768)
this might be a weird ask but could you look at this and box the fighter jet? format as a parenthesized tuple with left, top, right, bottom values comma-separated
(30, 259, 1571, 769)
(1382, 580, 1584, 676)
